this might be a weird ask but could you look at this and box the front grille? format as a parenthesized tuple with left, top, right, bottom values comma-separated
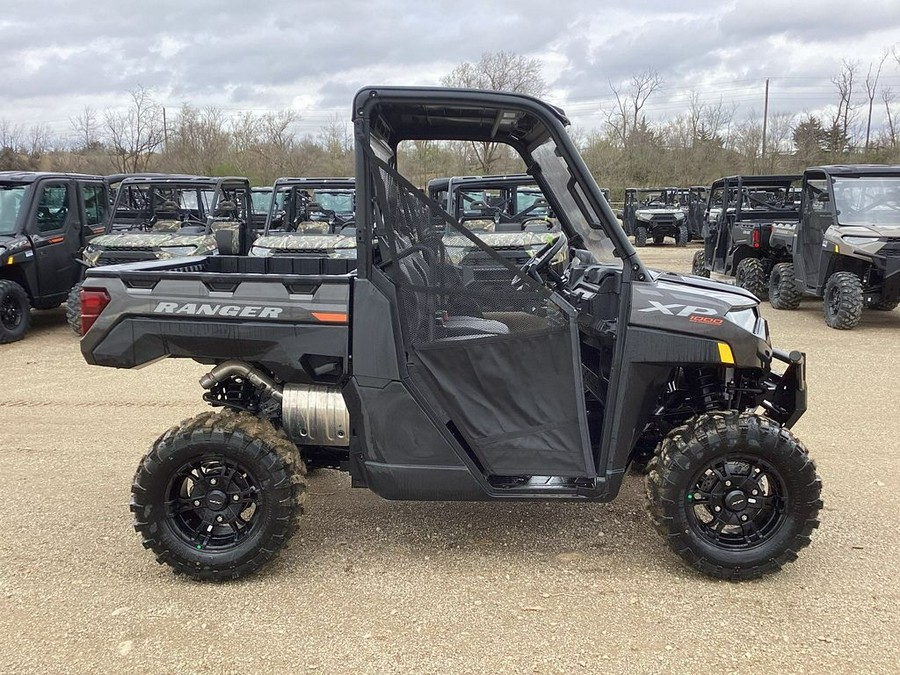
(272, 249, 329, 258)
(98, 251, 157, 266)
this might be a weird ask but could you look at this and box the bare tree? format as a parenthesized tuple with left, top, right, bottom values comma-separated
(442, 51, 546, 173)
(605, 69, 663, 149)
(883, 87, 898, 149)
(827, 59, 859, 153)
(70, 106, 100, 151)
(0, 119, 24, 151)
(864, 51, 889, 150)
(104, 87, 166, 172)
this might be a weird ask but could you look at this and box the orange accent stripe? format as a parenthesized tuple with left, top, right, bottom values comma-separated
(311, 311, 348, 324)
(48, 236, 64, 244)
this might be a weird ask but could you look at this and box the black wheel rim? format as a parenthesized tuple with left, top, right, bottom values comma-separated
(686, 455, 787, 550)
(165, 455, 262, 551)
(1, 293, 23, 330)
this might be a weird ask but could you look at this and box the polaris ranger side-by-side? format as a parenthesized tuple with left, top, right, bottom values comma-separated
(0, 172, 108, 343)
(767, 165, 900, 328)
(249, 177, 356, 261)
(691, 174, 801, 298)
(66, 174, 256, 334)
(80, 87, 821, 582)
(621, 187, 689, 247)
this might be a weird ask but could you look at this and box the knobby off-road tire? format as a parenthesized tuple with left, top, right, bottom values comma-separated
(735, 258, 768, 299)
(645, 411, 822, 580)
(0, 279, 31, 344)
(866, 297, 899, 311)
(691, 250, 710, 278)
(675, 224, 689, 247)
(65, 281, 83, 335)
(823, 271, 863, 329)
(634, 226, 648, 247)
(768, 262, 801, 310)
(131, 410, 307, 581)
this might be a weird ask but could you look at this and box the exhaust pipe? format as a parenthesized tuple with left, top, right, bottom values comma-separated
(199, 360, 283, 401)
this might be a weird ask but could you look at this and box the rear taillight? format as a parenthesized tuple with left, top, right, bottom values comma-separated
(752, 228, 761, 249)
(80, 288, 110, 334)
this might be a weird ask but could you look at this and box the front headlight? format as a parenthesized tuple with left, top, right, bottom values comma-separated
(249, 245, 273, 257)
(726, 307, 768, 340)
(842, 235, 881, 245)
(160, 246, 198, 257)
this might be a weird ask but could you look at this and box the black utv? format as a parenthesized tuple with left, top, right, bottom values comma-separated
(79, 86, 821, 582)
(621, 187, 689, 246)
(767, 165, 900, 328)
(0, 172, 108, 343)
(249, 177, 356, 260)
(691, 174, 801, 298)
(683, 185, 708, 241)
(67, 174, 255, 333)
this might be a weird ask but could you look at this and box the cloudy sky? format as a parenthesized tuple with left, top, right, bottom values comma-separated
(2, 0, 900, 142)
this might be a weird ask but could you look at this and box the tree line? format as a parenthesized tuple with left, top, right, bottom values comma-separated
(2, 50, 900, 197)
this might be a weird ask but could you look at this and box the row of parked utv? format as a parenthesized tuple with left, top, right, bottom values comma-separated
(687, 166, 900, 329)
(0, 170, 567, 343)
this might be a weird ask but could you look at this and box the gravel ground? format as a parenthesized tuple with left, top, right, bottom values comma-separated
(1, 244, 899, 674)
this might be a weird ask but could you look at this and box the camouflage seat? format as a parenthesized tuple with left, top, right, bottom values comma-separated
(210, 220, 241, 251)
(152, 219, 182, 232)
(462, 218, 495, 233)
(294, 221, 329, 234)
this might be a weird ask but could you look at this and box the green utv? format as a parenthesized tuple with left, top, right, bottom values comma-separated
(79, 87, 821, 581)
(249, 177, 356, 261)
(0, 171, 108, 343)
(67, 174, 255, 334)
(767, 165, 900, 329)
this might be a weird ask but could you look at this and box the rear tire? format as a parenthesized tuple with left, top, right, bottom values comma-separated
(675, 224, 689, 247)
(66, 282, 83, 335)
(0, 279, 31, 344)
(866, 297, 899, 311)
(691, 250, 710, 278)
(735, 258, 767, 299)
(646, 411, 822, 580)
(823, 271, 863, 329)
(768, 263, 801, 310)
(635, 226, 648, 247)
(131, 410, 307, 581)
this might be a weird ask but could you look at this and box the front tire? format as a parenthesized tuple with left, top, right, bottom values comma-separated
(646, 411, 822, 580)
(823, 271, 863, 329)
(66, 282, 83, 335)
(691, 250, 710, 278)
(131, 410, 307, 581)
(0, 279, 31, 344)
(768, 262, 801, 310)
(735, 258, 767, 299)
(635, 226, 648, 247)
(675, 224, 689, 247)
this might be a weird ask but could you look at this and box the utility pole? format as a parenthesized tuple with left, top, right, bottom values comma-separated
(761, 78, 769, 163)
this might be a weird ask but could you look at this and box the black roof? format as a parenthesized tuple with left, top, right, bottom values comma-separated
(709, 174, 801, 188)
(353, 86, 568, 146)
(0, 171, 104, 183)
(272, 177, 355, 190)
(116, 174, 250, 187)
(427, 174, 535, 191)
(810, 164, 900, 177)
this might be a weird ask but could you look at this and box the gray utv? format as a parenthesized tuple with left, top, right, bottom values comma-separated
(78, 87, 821, 582)
(768, 165, 900, 329)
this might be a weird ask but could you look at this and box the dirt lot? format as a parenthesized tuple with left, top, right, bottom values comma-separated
(1, 244, 898, 674)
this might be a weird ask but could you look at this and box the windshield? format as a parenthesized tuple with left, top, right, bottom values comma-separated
(251, 189, 272, 214)
(832, 176, 900, 227)
(0, 185, 26, 235)
(314, 190, 354, 215)
(530, 139, 619, 265)
(108, 185, 213, 232)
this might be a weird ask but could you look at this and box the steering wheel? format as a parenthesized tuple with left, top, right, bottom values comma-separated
(514, 232, 568, 287)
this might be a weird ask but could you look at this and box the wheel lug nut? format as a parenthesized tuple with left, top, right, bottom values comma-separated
(193, 500, 201, 507)
(714, 506, 722, 512)
(216, 515, 224, 523)
(741, 515, 748, 521)
(725, 480, 731, 487)
(751, 489, 758, 496)
(210, 479, 217, 485)
(232, 494, 240, 501)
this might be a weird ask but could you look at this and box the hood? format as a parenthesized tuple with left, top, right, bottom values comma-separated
(653, 269, 759, 308)
(834, 224, 900, 239)
(90, 232, 213, 249)
(252, 233, 355, 252)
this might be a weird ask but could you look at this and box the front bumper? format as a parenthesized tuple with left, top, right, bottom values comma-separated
(759, 348, 806, 428)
